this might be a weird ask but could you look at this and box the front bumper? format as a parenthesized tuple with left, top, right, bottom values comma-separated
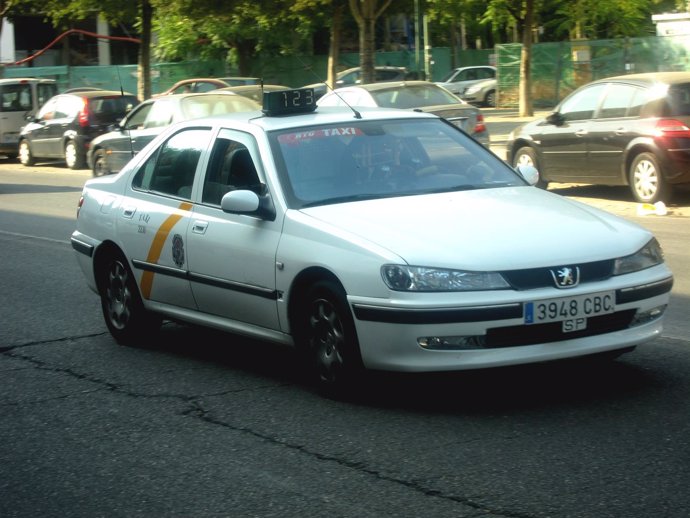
(350, 270, 673, 372)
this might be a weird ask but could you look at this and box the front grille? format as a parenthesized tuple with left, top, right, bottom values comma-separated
(485, 309, 636, 347)
(501, 260, 614, 290)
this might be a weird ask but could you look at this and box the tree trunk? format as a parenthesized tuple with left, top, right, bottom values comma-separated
(519, 0, 534, 117)
(349, 0, 392, 84)
(137, 0, 152, 100)
(327, 3, 344, 89)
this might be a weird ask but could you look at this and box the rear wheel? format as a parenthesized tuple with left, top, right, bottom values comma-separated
(513, 146, 547, 188)
(296, 280, 364, 396)
(65, 139, 85, 169)
(484, 90, 496, 108)
(99, 252, 160, 345)
(629, 152, 669, 204)
(92, 148, 110, 176)
(18, 140, 34, 166)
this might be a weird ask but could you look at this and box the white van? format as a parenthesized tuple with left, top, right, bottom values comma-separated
(0, 78, 58, 158)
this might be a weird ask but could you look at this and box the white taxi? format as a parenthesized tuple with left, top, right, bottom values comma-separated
(71, 88, 674, 394)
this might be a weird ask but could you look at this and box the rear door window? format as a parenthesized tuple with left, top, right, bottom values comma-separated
(597, 84, 641, 119)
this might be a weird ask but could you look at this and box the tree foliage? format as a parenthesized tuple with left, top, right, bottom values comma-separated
(4, 0, 689, 101)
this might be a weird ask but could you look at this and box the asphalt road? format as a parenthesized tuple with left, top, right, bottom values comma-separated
(1, 148, 689, 517)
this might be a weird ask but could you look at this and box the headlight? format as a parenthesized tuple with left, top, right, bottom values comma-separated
(381, 265, 510, 292)
(613, 238, 664, 275)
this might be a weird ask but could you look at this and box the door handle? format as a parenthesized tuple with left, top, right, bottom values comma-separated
(575, 129, 588, 137)
(614, 128, 626, 135)
(122, 205, 137, 219)
(192, 220, 209, 234)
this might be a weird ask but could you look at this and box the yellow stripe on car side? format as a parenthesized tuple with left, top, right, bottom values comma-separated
(140, 202, 193, 299)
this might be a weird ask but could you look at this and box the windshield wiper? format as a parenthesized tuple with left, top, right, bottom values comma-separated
(302, 192, 400, 208)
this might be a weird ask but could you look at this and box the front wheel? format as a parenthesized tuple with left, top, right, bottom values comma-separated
(296, 280, 364, 396)
(65, 139, 85, 169)
(18, 140, 34, 166)
(99, 253, 160, 345)
(92, 148, 110, 177)
(513, 146, 547, 189)
(629, 152, 669, 204)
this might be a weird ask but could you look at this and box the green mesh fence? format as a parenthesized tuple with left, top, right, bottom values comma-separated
(496, 36, 690, 108)
(5, 35, 689, 104)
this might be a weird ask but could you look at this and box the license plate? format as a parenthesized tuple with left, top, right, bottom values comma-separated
(524, 291, 615, 325)
(2, 133, 18, 144)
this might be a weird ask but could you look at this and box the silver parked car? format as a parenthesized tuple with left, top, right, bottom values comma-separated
(436, 66, 497, 107)
(317, 81, 489, 146)
(87, 91, 259, 176)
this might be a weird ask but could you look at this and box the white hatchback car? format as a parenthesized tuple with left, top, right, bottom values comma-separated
(71, 88, 673, 395)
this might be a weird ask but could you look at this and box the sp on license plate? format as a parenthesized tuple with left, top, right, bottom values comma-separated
(524, 291, 615, 326)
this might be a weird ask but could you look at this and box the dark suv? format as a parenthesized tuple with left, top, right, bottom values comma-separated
(507, 71, 690, 203)
(18, 90, 139, 169)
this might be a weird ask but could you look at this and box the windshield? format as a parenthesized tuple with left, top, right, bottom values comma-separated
(269, 118, 523, 208)
(370, 85, 460, 109)
(440, 70, 459, 82)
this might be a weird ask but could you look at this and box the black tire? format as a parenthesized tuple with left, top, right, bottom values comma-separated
(513, 146, 547, 188)
(484, 90, 496, 108)
(295, 280, 364, 396)
(629, 152, 669, 204)
(99, 252, 161, 345)
(65, 139, 85, 169)
(92, 148, 110, 177)
(18, 140, 34, 166)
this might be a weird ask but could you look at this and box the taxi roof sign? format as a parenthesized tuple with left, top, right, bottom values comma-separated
(263, 88, 317, 116)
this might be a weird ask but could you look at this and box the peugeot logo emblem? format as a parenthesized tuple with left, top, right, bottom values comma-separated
(550, 266, 580, 289)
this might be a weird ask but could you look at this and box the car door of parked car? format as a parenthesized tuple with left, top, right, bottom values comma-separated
(186, 129, 283, 332)
(123, 128, 210, 309)
(26, 96, 63, 158)
(536, 83, 607, 182)
(585, 83, 646, 183)
(104, 101, 155, 172)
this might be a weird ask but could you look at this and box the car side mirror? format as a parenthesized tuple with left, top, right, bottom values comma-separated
(516, 164, 540, 186)
(546, 112, 565, 126)
(220, 187, 276, 220)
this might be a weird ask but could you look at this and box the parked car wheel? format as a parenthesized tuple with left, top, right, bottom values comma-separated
(296, 280, 363, 396)
(513, 146, 547, 188)
(99, 252, 161, 346)
(484, 90, 496, 107)
(92, 148, 110, 177)
(629, 152, 668, 204)
(65, 139, 85, 169)
(18, 140, 35, 166)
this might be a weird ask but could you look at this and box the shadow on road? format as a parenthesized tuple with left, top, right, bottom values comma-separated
(130, 321, 659, 413)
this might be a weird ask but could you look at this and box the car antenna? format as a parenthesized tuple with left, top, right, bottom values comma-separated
(116, 66, 136, 160)
(296, 55, 361, 119)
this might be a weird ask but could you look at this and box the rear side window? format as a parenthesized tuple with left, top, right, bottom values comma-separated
(665, 84, 690, 116)
(37, 83, 57, 107)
